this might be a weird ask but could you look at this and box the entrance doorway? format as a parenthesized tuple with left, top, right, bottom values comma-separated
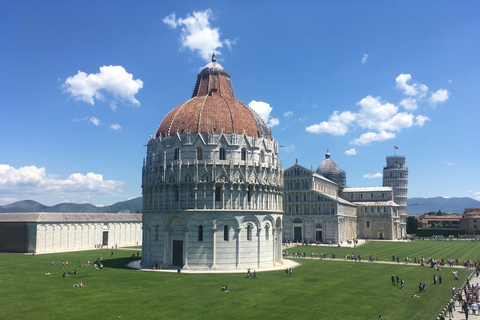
(315, 230, 323, 243)
(102, 231, 108, 246)
(172, 240, 183, 266)
(293, 227, 302, 242)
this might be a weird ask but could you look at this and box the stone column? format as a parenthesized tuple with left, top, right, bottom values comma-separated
(236, 227, 241, 269)
(183, 228, 189, 269)
(257, 227, 262, 268)
(211, 227, 216, 269)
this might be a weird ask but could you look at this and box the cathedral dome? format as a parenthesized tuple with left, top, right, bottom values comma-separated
(156, 54, 271, 139)
(316, 151, 341, 174)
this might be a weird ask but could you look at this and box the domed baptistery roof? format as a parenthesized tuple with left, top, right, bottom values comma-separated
(156, 54, 271, 139)
(141, 55, 284, 271)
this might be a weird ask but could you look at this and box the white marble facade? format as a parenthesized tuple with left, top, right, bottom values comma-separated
(141, 132, 284, 270)
(0, 213, 142, 254)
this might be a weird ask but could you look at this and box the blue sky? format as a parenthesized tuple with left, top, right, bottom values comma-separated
(1, 1, 479, 206)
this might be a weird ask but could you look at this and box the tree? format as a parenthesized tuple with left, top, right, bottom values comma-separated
(407, 216, 418, 234)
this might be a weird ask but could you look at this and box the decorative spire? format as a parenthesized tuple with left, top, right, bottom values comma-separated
(212, 53, 216, 62)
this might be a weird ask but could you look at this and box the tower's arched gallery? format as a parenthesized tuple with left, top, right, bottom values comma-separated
(141, 56, 284, 270)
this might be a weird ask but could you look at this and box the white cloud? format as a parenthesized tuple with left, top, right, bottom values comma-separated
(473, 191, 480, 201)
(357, 95, 398, 130)
(415, 115, 430, 127)
(0, 164, 124, 204)
(351, 131, 396, 145)
(282, 144, 295, 152)
(63, 65, 143, 106)
(284, 111, 293, 117)
(345, 148, 357, 156)
(163, 9, 231, 62)
(306, 74, 436, 145)
(110, 124, 122, 131)
(305, 110, 356, 136)
(395, 74, 428, 97)
(90, 117, 101, 126)
(364, 173, 382, 178)
(443, 161, 454, 166)
(362, 54, 368, 64)
(248, 100, 279, 127)
(399, 97, 418, 111)
(110, 101, 117, 112)
(429, 89, 449, 107)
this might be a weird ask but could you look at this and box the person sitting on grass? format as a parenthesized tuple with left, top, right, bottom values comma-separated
(411, 292, 419, 298)
(220, 285, 228, 292)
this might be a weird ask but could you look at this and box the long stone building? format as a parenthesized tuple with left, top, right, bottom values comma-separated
(0, 212, 142, 253)
(141, 55, 284, 271)
(283, 152, 407, 244)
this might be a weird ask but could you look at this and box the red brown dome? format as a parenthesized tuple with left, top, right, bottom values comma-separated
(156, 55, 271, 139)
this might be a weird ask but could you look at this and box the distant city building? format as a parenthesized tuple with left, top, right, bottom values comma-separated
(283, 152, 405, 243)
(0, 213, 142, 253)
(459, 208, 480, 234)
(141, 56, 284, 271)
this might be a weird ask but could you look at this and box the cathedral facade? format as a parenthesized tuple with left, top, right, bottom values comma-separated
(283, 152, 407, 244)
(141, 56, 284, 270)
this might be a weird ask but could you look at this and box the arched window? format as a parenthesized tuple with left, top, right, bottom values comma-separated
(219, 147, 226, 160)
(247, 225, 252, 241)
(198, 225, 203, 241)
(215, 186, 221, 202)
(260, 150, 265, 163)
(366, 221, 370, 228)
(265, 225, 269, 240)
(241, 148, 247, 161)
(224, 225, 229, 241)
(174, 148, 180, 160)
(155, 224, 159, 241)
(196, 147, 203, 160)
(175, 190, 179, 202)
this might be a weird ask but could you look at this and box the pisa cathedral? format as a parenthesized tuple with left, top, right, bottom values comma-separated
(282, 152, 408, 244)
(141, 56, 408, 270)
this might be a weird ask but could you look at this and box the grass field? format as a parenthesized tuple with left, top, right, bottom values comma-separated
(284, 239, 480, 264)
(0, 241, 478, 319)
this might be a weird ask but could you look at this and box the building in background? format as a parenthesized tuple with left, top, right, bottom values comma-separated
(383, 156, 408, 237)
(0, 212, 142, 253)
(283, 152, 405, 244)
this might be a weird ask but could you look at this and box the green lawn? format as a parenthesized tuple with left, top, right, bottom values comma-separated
(284, 239, 480, 264)
(0, 241, 477, 319)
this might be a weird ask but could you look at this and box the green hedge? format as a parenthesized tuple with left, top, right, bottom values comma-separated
(416, 228, 466, 237)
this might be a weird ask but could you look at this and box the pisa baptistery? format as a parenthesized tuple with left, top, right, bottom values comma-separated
(141, 55, 284, 271)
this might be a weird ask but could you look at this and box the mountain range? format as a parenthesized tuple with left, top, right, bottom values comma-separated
(407, 197, 480, 215)
(1, 196, 479, 215)
(0, 197, 143, 213)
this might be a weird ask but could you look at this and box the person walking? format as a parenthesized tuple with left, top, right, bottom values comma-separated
(391, 275, 395, 285)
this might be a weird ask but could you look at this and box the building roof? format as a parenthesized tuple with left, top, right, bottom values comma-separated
(0, 212, 142, 223)
(316, 151, 341, 174)
(352, 201, 399, 207)
(342, 187, 393, 192)
(418, 215, 461, 221)
(155, 55, 271, 139)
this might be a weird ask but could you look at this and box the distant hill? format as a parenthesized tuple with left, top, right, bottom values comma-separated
(0, 197, 143, 213)
(407, 197, 480, 215)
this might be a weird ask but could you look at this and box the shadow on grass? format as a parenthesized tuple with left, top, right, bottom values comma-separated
(102, 256, 141, 269)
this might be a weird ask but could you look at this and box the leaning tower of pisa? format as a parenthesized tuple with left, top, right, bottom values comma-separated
(382, 156, 408, 237)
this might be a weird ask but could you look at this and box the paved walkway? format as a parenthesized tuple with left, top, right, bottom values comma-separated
(126, 258, 300, 274)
